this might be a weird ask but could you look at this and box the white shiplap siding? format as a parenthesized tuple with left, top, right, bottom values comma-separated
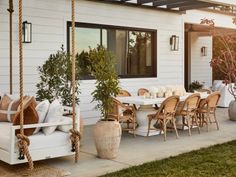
(3, 0, 234, 124)
(189, 33, 213, 87)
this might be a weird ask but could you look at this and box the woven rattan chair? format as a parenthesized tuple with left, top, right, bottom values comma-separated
(138, 88, 159, 109)
(117, 89, 137, 110)
(196, 88, 212, 94)
(176, 93, 201, 136)
(137, 88, 149, 96)
(109, 98, 136, 137)
(117, 89, 132, 97)
(147, 96, 180, 141)
(197, 92, 221, 131)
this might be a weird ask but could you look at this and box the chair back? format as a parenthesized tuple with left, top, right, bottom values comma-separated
(182, 93, 201, 112)
(117, 89, 131, 97)
(109, 98, 122, 120)
(206, 91, 221, 109)
(138, 88, 149, 96)
(196, 88, 212, 94)
(157, 96, 180, 116)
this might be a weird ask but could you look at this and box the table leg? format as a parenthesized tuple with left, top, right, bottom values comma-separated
(131, 105, 161, 136)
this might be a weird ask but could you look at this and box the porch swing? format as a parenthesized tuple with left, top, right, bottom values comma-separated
(0, 0, 81, 169)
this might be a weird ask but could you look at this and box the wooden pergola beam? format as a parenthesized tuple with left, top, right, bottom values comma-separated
(179, 2, 218, 10)
(98, 0, 220, 11)
(167, 0, 200, 9)
(153, 0, 190, 7)
(137, 0, 154, 5)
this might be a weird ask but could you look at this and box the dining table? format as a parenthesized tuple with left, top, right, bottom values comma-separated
(116, 92, 208, 137)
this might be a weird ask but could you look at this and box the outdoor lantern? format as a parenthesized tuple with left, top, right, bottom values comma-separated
(170, 35, 179, 51)
(201, 46, 207, 56)
(22, 21, 32, 43)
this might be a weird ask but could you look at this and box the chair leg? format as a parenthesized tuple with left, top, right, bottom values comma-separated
(186, 117, 191, 136)
(199, 113, 203, 127)
(214, 111, 219, 130)
(172, 119, 179, 139)
(194, 115, 201, 134)
(159, 121, 163, 135)
(127, 121, 130, 129)
(133, 120, 136, 137)
(147, 119, 151, 136)
(163, 120, 167, 141)
(206, 113, 210, 132)
(182, 116, 185, 130)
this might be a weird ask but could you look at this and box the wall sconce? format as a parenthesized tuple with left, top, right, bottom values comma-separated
(201, 46, 207, 56)
(23, 21, 32, 43)
(170, 35, 179, 51)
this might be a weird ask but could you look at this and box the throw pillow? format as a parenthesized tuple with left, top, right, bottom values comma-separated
(57, 116, 72, 133)
(43, 99, 63, 135)
(34, 100, 50, 134)
(13, 96, 39, 136)
(0, 95, 20, 122)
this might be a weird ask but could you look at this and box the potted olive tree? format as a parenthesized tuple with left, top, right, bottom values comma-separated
(36, 46, 88, 135)
(36, 45, 83, 106)
(88, 46, 121, 159)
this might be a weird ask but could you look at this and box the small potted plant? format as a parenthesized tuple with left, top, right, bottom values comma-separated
(88, 46, 121, 159)
(189, 80, 204, 92)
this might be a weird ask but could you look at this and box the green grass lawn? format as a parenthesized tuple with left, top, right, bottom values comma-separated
(100, 141, 236, 177)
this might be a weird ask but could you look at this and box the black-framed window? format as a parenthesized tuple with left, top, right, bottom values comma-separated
(67, 22, 157, 79)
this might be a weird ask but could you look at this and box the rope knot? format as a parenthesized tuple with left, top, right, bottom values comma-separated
(69, 129, 81, 151)
(69, 129, 81, 163)
(16, 134, 34, 170)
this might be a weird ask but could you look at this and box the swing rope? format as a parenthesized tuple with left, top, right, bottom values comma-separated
(69, 0, 81, 163)
(17, 0, 34, 170)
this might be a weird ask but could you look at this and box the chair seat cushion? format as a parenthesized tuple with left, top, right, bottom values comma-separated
(0, 122, 12, 151)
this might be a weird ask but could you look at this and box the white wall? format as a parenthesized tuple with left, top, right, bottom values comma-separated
(188, 32, 213, 87)
(0, 0, 184, 125)
(0, 0, 235, 124)
(184, 9, 236, 30)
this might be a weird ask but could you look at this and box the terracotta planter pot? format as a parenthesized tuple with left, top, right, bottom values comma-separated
(229, 100, 236, 121)
(93, 120, 122, 159)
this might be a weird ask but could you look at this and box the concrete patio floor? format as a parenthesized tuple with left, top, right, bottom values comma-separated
(47, 108, 236, 177)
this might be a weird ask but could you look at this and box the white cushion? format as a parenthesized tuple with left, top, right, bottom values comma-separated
(0, 122, 11, 151)
(57, 116, 73, 133)
(29, 131, 70, 151)
(34, 100, 50, 134)
(43, 99, 63, 135)
(212, 80, 224, 91)
(217, 84, 235, 107)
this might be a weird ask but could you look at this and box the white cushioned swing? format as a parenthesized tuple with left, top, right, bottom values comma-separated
(0, 0, 81, 168)
(0, 106, 80, 165)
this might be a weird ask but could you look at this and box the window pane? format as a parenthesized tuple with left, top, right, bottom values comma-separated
(127, 31, 153, 76)
(70, 27, 100, 53)
(104, 29, 128, 76)
(68, 23, 156, 79)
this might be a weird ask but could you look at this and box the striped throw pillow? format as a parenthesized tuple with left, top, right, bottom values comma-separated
(0, 95, 20, 122)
